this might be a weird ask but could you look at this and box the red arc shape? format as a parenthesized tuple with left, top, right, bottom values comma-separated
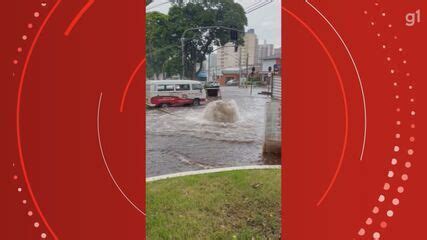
(120, 58, 146, 112)
(16, 1, 62, 239)
(283, 6, 350, 207)
(64, 0, 95, 37)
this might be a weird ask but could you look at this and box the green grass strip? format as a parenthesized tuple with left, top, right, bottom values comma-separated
(147, 169, 281, 239)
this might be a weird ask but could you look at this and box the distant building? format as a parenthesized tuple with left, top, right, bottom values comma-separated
(208, 53, 220, 81)
(217, 29, 259, 71)
(274, 47, 281, 57)
(257, 40, 274, 66)
(261, 54, 281, 73)
(242, 29, 258, 67)
(218, 42, 239, 70)
(209, 53, 217, 69)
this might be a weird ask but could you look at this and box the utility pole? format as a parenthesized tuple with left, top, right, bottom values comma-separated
(181, 37, 185, 80)
(271, 65, 277, 96)
(250, 67, 255, 96)
(207, 53, 211, 82)
(238, 48, 242, 86)
(246, 53, 249, 88)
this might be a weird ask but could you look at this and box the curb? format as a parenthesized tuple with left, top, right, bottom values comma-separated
(146, 165, 281, 182)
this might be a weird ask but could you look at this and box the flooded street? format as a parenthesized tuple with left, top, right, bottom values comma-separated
(146, 86, 269, 177)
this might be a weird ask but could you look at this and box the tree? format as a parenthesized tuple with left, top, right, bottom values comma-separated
(146, 12, 176, 79)
(168, 0, 247, 78)
(145, 0, 247, 79)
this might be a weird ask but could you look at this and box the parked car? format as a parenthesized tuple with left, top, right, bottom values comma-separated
(226, 79, 239, 86)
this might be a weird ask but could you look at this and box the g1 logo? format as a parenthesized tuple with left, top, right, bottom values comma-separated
(406, 9, 421, 27)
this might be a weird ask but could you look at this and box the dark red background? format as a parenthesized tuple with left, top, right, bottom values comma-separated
(1, 0, 146, 239)
(283, 0, 426, 239)
(1, 0, 426, 239)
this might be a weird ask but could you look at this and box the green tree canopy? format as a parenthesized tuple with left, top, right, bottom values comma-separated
(146, 11, 179, 79)
(146, 0, 247, 79)
(171, 0, 247, 78)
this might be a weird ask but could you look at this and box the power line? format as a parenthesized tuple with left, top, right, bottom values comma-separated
(241, 0, 263, 12)
(245, 0, 274, 14)
(146, 1, 170, 11)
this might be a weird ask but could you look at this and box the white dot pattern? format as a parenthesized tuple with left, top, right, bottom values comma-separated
(358, 2, 416, 238)
(10, 2, 51, 239)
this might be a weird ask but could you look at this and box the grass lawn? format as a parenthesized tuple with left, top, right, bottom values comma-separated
(147, 169, 281, 239)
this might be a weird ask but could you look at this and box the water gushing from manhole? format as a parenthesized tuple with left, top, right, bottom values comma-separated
(202, 100, 241, 123)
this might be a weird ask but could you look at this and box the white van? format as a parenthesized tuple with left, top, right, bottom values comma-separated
(146, 80, 206, 107)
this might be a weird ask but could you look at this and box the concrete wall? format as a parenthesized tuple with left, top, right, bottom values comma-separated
(263, 100, 281, 164)
(272, 76, 282, 100)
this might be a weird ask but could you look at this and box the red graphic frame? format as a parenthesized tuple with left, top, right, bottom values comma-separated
(1, 0, 426, 239)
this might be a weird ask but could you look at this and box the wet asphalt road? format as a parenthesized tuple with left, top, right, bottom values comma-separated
(146, 86, 269, 177)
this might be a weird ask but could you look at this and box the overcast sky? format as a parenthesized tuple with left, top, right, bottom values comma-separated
(147, 0, 282, 48)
